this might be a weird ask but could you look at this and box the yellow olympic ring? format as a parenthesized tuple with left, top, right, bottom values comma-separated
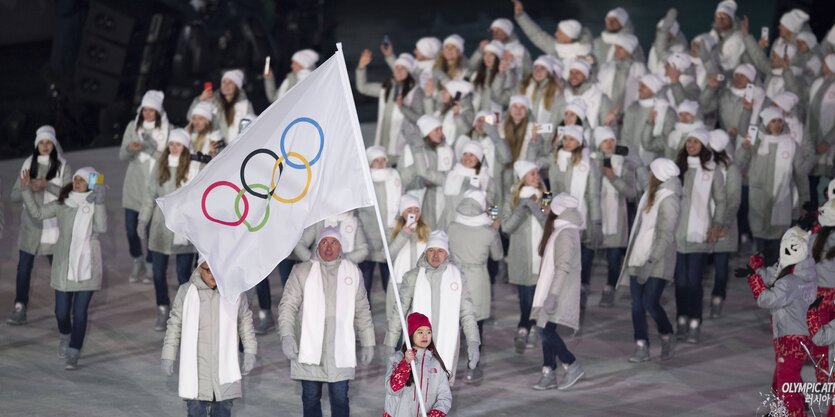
(269, 151, 312, 204)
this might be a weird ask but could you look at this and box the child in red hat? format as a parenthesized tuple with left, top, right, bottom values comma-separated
(384, 312, 452, 417)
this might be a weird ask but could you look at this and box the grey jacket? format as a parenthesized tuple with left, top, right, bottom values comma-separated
(594, 155, 638, 248)
(264, 71, 298, 103)
(699, 86, 754, 136)
(119, 120, 166, 212)
(535, 208, 583, 328)
(384, 255, 480, 351)
(736, 129, 810, 240)
(501, 193, 547, 286)
(807, 75, 835, 176)
(161, 271, 257, 401)
(11, 159, 72, 255)
(21, 189, 107, 292)
(675, 162, 727, 254)
(618, 178, 682, 286)
(278, 256, 376, 382)
(742, 34, 806, 102)
(713, 162, 743, 253)
(447, 201, 503, 321)
(384, 349, 452, 417)
(397, 142, 453, 230)
(757, 258, 817, 339)
(139, 173, 196, 255)
(810, 232, 835, 288)
(188, 92, 255, 141)
(293, 216, 369, 264)
(622, 101, 677, 169)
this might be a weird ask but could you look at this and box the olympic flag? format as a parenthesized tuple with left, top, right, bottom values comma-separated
(156, 44, 374, 300)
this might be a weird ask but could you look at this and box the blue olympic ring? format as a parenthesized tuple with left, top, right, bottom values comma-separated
(279, 117, 324, 170)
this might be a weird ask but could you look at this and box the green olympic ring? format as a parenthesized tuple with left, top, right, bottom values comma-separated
(234, 183, 271, 232)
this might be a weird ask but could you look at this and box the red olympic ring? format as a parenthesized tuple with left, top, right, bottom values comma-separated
(202, 181, 249, 226)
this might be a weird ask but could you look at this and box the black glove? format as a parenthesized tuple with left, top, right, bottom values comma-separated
(735, 265, 755, 278)
(797, 201, 817, 231)
(810, 296, 825, 310)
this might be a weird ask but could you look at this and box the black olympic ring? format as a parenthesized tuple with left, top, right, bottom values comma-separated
(240, 148, 284, 199)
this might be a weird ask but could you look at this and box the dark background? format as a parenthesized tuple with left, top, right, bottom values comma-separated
(0, 0, 831, 159)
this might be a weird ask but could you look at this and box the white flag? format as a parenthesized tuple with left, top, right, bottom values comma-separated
(157, 46, 374, 300)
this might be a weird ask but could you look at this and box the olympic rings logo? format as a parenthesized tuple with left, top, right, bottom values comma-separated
(201, 117, 324, 231)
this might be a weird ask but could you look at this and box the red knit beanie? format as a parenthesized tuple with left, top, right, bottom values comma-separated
(407, 312, 432, 336)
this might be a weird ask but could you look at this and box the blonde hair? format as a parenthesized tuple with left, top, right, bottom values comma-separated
(556, 142, 585, 166)
(643, 174, 662, 214)
(503, 115, 529, 163)
(433, 54, 463, 80)
(392, 215, 430, 242)
(187, 122, 210, 153)
(157, 148, 192, 187)
(510, 179, 546, 209)
(520, 73, 560, 110)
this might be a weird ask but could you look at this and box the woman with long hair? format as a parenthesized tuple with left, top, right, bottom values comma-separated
(356, 48, 432, 161)
(384, 312, 452, 417)
(520, 55, 565, 126)
(137, 129, 200, 332)
(19, 166, 107, 370)
(441, 141, 494, 229)
(470, 41, 516, 113)
(189, 70, 254, 143)
(618, 158, 681, 363)
(530, 193, 585, 391)
(671, 128, 726, 344)
(118, 91, 170, 286)
(501, 160, 548, 352)
(186, 101, 224, 170)
(432, 34, 469, 84)
(8, 126, 72, 325)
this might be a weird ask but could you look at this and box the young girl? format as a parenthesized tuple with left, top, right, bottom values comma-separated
(187, 101, 224, 169)
(531, 193, 585, 391)
(531, 124, 601, 313)
(8, 127, 72, 325)
(20, 166, 107, 370)
(520, 55, 564, 126)
(356, 49, 431, 160)
(441, 141, 493, 229)
(264, 48, 319, 102)
(433, 34, 469, 85)
(673, 128, 727, 344)
(501, 160, 548, 352)
(384, 312, 452, 417)
(138, 129, 200, 332)
(592, 127, 638, 307)
(385, 195, 431, 349)
(190, 70, 254, 143)
(708, 130, 742, 319)
(358, 146, 402, 303)
(748, 228, 817, 417)
(737, 107, 809, 266)
(119, 91, 168, 284)
(447, 190, 503, 384)
(618, 158, 681, 363)
(398, 115, 454, 230)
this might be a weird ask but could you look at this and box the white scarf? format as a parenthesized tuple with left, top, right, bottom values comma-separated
(598, 61, 645, 109)
(554, 42, 592, 62)
(627, 188, 675, 267)
(411, 264, 462, 369)
(519, 186, 544, 273)
(532, 219, 581, 330)
(811, 78, 835, 135)
(523, 81, 554, 125)
(64, 192, 95, 282)
(403, 144, 454, 225)
(600, 31, 620, 62)
(136, 120, 169, 174)
(557, 149, 591, 228)
(393, 238, 427, 285)
(729, 85, 767, 125)
(167, 155, 198, 246)
(298, 260, 360, 368)
(453, 212, 493, 227)
(601, 154, 624, 235)
(758, 133, 796, 226)
(178, 284, 241, 399)
(565, 85, 604, 129)
(478, 136, 497, 178)
(324, 213, 358, 253)
(443, 163, 489, 196)
(440, 110, 458, 147)
(375, 88, 413, 156)
(224, 101, 251, 143)
(766, 67, 801, 99)
(667, 121, 705, 154)
(691, 57, 708, 90)
(370, 168, 402, 228)
(685, 157, 715, 243)
(21, 155, 65, 245)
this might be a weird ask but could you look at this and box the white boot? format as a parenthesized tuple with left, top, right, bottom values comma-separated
(129, 257, 145, 283)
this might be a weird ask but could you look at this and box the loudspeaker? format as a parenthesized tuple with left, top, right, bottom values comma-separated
(73, 68, 120, 105)
(83, 2, 135, 45)
(78, 35, 127, 75)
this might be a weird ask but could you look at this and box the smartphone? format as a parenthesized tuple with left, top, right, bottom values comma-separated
(556, 126, 565, 137)
(406, 213, 417, 228)
(603, 158, 612, 168)
(203, 81, 213, 92)
(614, 145, 629, 156)
(747, 125, 759, 145)
(87, 173, 104, 190)
(716, 74, 725, 82)
(484, 114, 496, 125)
(263, 56, 271, 76)
(469, 176, 481, 189)
(541, 191, 553, 207)
(539, 123, 554, 134)
(489, 205, 500, 219)
(239, 118, 252, 134)
(393, 84, 402, 99)
(453, 91, 462, 103)
(744, 83, 754, 102)
(761, 27, 769, 41)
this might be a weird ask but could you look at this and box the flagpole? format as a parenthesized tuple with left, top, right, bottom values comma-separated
(334, 42, 429, 417)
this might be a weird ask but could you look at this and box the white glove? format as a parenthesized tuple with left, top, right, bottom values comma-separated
(281, 336, 298, 361)
(241, 353, 256, 375)
(137, 222, 148, 243)
(161, 359, 175, 377)
(360, 346, 375, 366)
(467, 344, 480, 370)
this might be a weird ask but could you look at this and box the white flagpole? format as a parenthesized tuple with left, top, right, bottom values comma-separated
(334, 43, 429, 417)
